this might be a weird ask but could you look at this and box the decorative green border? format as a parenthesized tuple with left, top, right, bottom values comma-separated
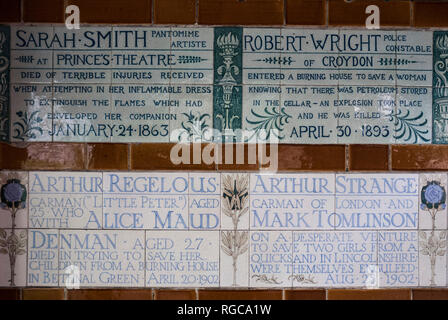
(0, 25, 10, 142)
(213, 27, 243, 142)
(433, 31, 448, 144)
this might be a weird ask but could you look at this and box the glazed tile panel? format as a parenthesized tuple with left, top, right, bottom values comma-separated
(1, 171, 447, 288)
(0, 25, 447, 144)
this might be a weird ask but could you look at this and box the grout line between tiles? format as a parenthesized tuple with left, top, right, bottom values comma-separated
(345, 145, 349, 171)
(151, 0, 154, 24)
(20, 0, 24, 23)
(283, 0, 287, 26)
(84, 143, 89, 170)
(195, 0, 199, 25)
(144, 229, 147, 289)
(388, 145, 392, 171)
(63, 0, 68, 23)
(128, 144, 132, 170)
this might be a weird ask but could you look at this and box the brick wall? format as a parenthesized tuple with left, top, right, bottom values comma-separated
(1, 0, 448, 300)
(1, 287, 448, 300)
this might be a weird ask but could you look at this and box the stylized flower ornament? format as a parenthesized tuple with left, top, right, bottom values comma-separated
(421, 181, 446, 210)
(222, 176, 248, 211)
(0, 179, 27, 210)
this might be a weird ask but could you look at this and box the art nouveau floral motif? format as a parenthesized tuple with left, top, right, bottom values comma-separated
(213, 28, 242, 143)
(12, 110, 44, 141)
(419, 174, 447, 229)
(179, 111, 211, 142)
(419, 230, 446, 286)
(220, 174, 249, 287)
(0, 172, 28, 229)
(0, 229, 26, 286)
(421, 180, 446, 229)
(0, 172, 28, 286)
(419, 174, 447, 286)
(215, 32, 240, 132)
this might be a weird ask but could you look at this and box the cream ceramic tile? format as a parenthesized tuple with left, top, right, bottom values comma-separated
(0, 228, 27, 287)
(418, 230, 447, 287)
(336, 85, 396, 144)
(419, 173, 447, 230)
(52, 51, 112, 84)
(49, 27, 114, 143)
(220, 229, 249, 287)
(250, 173, 335, 230)
(0, 171, 28, 229)
(146, 230, 219, 287)
(27, 229, 59, 287)
(59, 230, 145, 287)
(249, 231, 292, 288)
(111, 50, 170, 85)
(170, 27, 213, 85)
(169, 51, 213, 85)
(280, 29, 339, 86)
(28, 172, 103, 229)
(335, 174, 419, 230)
(242, 85, 283, 143)
(102, 172, 189, 229)
(395, 31, 432, 87)
(189, 173, 220, 230)
(243, 28, 281, 86)
(111, 27, 171, 85)
(378, 231, 418, 287)
(169, 84, 213, 143)
(292, 231, 378, 288)
(10, 84, 52, 142)
(281, 85, 338, 144)
(394, 86, 432, 144)
(52, 84, 111, 142)
(109, 84, 170, 142)
(334, 30, 397, 145)
(52, 26, 112, 84)
(10, 26, 53, 84)
(221, 173, 249, 230)
(336, 30, 397, 86)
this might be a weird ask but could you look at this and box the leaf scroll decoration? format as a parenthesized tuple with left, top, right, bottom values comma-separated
(245, 106, 291, 141)
(179, 111, 211, 142)
(388, 109, 430, 144)
(419, 231, 447, 286)
(13, 110, 43, 141)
